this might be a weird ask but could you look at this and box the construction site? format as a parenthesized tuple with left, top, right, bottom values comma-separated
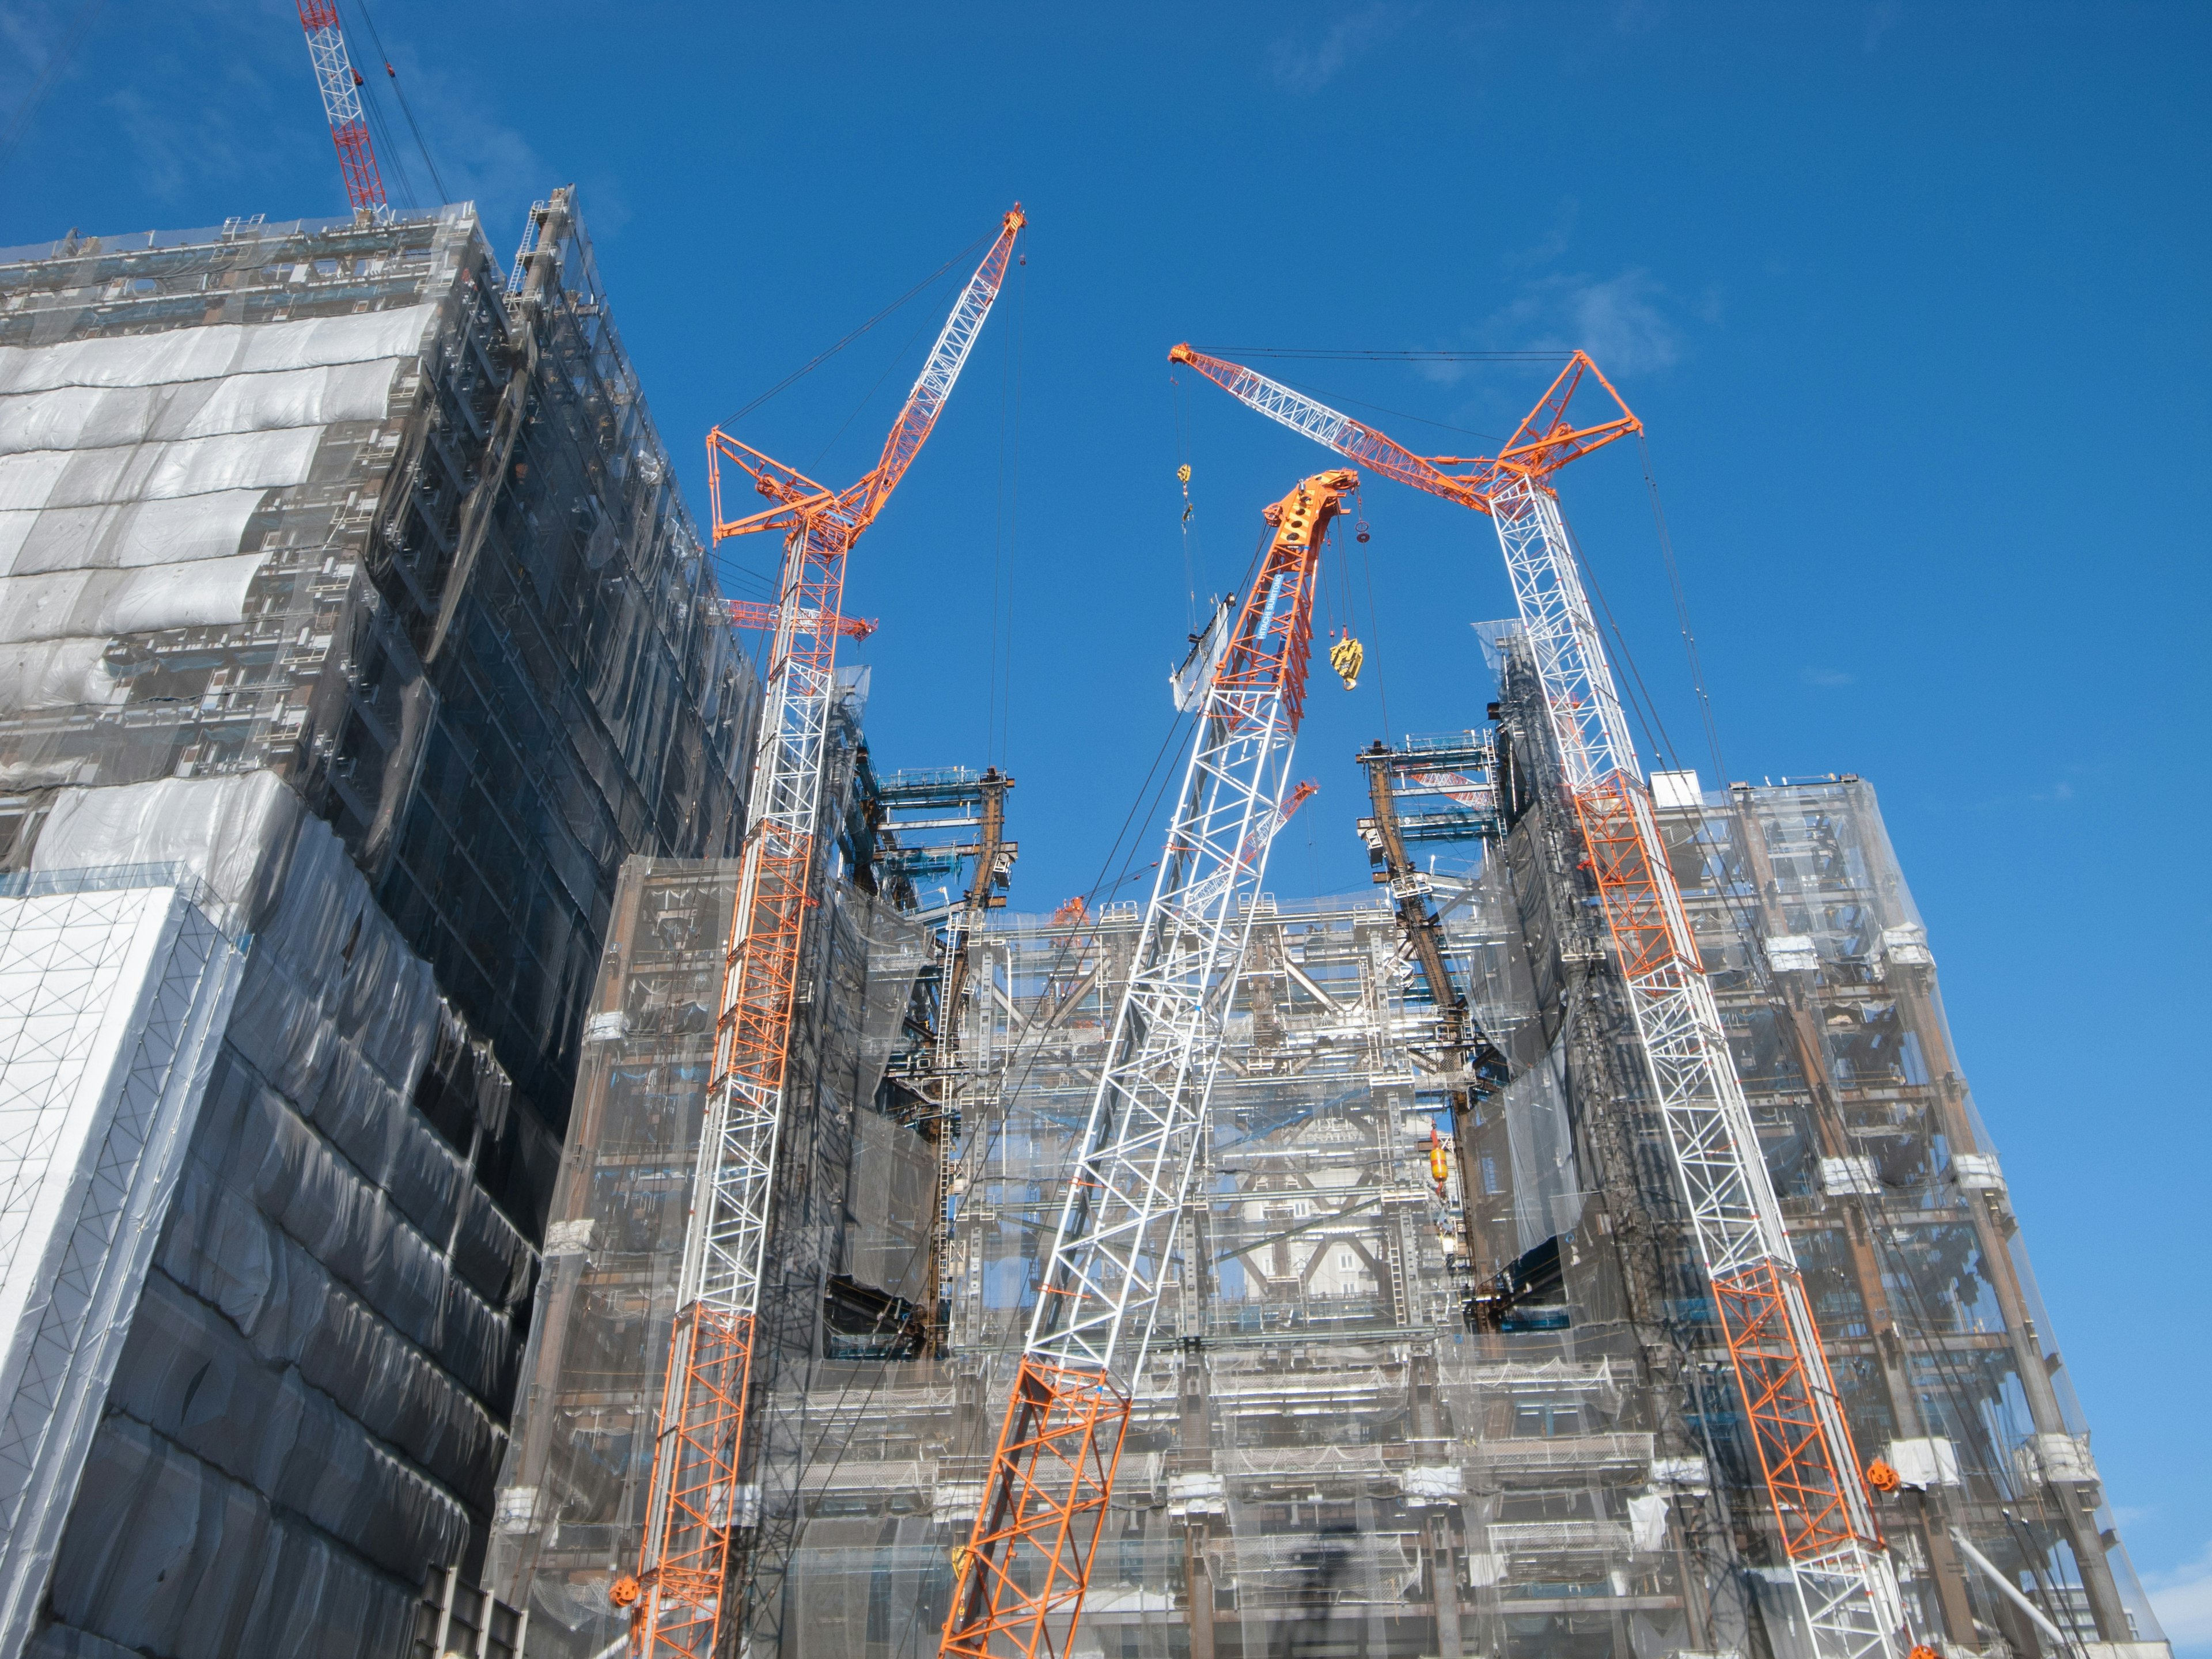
(0, 12, 2181, 1659)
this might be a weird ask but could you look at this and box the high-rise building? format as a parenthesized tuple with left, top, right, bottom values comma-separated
(0, 191, 753, 1658)
(494, 632, 2166, 1659)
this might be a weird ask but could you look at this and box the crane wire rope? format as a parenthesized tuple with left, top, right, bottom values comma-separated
(719, 231, 995, 434)
(342, 0, 449, 204)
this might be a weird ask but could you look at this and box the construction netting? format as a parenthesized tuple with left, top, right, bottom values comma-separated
(0, 192, 756, 1657)
(486, 843, 935, 1659)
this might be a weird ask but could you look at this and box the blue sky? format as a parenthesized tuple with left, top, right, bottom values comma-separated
(5, 0, 2206, 1637)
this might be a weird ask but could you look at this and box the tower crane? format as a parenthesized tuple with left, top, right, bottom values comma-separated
(293, 1, 385, 213)
(1169, 343, 1914, 1659)
(625, 206, 1024, 1659)
(941, 471, 1358, 1659)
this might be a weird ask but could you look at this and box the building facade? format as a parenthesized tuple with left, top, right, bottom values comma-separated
(0, 192, 753, 1657)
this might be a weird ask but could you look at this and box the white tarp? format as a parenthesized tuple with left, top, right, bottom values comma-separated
(0, 306, 429, 657)
(0, 880, 245, 1657)
(0, 307, 433, 397)
(33, 772, 305, 925)
(0, 358, 400, 456)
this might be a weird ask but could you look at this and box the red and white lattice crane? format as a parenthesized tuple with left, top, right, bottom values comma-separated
(1167, 342, 1917, 1659)
(293, 1, 385, 213)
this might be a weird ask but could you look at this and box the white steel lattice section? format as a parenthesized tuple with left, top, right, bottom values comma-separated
(1491, 483, 1638, 796)
(638, 209, 1022, 1659)
(941, 474, 1351, 1659)
(297, 6, 366, 129)
(1029, 651, 1296, 1376)
(684, 516, 850, 1324)
(1488, 474, 1902, 1659)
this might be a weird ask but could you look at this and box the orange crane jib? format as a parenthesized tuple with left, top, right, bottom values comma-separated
(724, 599, 878, 641)
(628, 206, 1023, 1659)
(1171, 343, 1911, 1659)
(1166, 342, 1642, 513)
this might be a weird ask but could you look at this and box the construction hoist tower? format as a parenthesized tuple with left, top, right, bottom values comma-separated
(1171, 343, 1914, 1659)
(627, 206, 1024, 1659)
(940, 471, 1356, 1659)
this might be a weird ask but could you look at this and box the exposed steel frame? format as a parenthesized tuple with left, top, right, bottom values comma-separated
(294, 0, 385, 212)
(629, 207, 1022, 1659)
(941, 474, 1357, 1659)
(1175, 344, 1911, 1659)
(725, 598, 877, 641)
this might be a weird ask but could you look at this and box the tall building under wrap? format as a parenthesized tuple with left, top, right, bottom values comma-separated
(0, 193, 756, 1657)
(0, 202, 2167, 1659)
(495, 645, 2164, 1659)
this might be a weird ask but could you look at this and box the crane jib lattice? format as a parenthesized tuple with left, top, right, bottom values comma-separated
(1171, 344, 1913, 1659)
(941, 472, 1357, 1659)
(625, 207, 1023, 1659)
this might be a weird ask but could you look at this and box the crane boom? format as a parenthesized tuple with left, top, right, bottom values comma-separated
(293, 1, 385, 213)
(941, 471, 1359, 1659)
(1174, 345, 1911, 1659)
(627, 207, 1023, 1659)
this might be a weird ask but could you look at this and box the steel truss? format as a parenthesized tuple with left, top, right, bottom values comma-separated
(942, 472, 1357, 1659)
(1496, 476, 1903, 1659)
(1169, 343, 1911, 1659)
(294, 1, 385, 211)
(631, 208, 1022, 1659)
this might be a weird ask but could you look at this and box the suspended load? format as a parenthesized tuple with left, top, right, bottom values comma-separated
(1328, 630, 1363, 689)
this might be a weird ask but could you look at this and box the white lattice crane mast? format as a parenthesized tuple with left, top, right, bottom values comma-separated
(940, 472, 1353, 1659)
(622, 207, 1024, 1659)
(1170, 343, 1916, 1659)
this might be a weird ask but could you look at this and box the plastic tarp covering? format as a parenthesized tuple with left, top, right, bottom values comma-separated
(0, 878, 245, 1658)
(9, 777, 536, 1658)
(484, 857, 739, 1659)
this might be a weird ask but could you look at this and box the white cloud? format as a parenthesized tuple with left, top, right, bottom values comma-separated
(1864, 1, 1903, 52)
(1802, 667, 1855, 688)
(1266, 3, 1406, 92)
(2145, 1540, 2212, 1650)
(1480, 269, 1685, 375)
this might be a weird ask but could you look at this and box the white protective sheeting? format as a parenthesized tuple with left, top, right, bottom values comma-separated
(0, 426, 321, 514)
(0, 358, 400, 456)
(0, 555, 268, 646)
(33, 772, 306, 927)
(0, 881, 245, 1659)
(0, 307, 428, 652)
(0, 489, 270, 579)
(0, 643, 123, 718)
(0, 308, 433, 397)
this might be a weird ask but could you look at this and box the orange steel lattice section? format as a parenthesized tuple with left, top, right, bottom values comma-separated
(634, 1307, 757, 1656)
(1573, 774, 1876, 1562)
(632, 207, 1024, 1659)
(944, 1360, 1130, 1659)
(1173, 346, 1903, 1658)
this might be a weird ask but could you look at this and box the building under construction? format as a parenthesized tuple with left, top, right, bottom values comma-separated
(0, 192, 2172, 1659)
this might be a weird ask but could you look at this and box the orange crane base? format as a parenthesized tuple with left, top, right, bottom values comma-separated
(942, 1357, 1131, 1659)
(636, 1309, 757, 1658)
